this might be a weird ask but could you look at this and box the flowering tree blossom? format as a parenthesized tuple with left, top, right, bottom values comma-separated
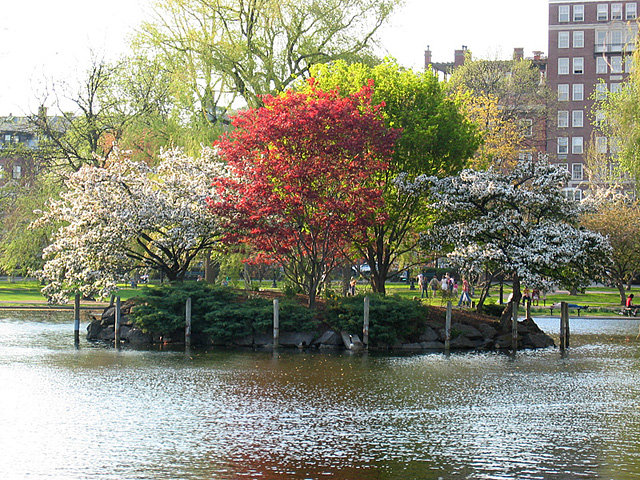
(417, 157, 610, 323)
(34, 147, 227, 303)
(210, 81, 398, 308)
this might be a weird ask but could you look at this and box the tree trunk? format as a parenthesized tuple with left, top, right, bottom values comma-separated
(617, 282, 627, 305)
(341, 265, 351, 296)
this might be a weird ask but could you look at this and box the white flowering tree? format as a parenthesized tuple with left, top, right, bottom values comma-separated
(420, 157, 610, 324)
(34, 147, 227, 303)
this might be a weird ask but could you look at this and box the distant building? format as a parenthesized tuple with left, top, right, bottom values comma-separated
(547, 0, 639, 198)
(425, 46, 549, 165)
(0, 115, 39, 183)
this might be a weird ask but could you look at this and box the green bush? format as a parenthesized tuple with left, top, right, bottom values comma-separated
(129, 282, 319, 341)
(323, 294, 427, 345)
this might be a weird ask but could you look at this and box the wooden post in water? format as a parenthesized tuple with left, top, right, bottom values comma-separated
(512, 299, 518, 353)
(114, 296, 121, 347)
(273, 299, 280, 349)
(185, 297, 192, 347)
(525, 298, 531, 320)
(445, 301, 452, 351)
(560, 301, 569, 351)
(363, 296, 370, 349)
(74, 293, 80, 345)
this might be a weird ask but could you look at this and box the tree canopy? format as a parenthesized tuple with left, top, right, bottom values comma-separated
(34, 147, 227, 303)
(135, 0, 400, 117)
(300, 60, 480, 293)
(422, 157, 610, 323)
(210, 81, 398, 307)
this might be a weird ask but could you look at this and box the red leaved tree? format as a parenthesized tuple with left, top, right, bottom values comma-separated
(210, 80, 398, 307)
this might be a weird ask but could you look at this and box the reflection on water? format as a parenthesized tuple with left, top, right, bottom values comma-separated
(1, 312, 640, 479)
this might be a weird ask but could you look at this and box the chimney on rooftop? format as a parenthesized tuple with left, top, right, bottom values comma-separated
(454, 46, 468, 67)
(424, 46, 432, 70)
(513, 47, 524, 61)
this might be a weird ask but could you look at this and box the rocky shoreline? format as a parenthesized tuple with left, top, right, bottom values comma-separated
(86, 302, 556, 351)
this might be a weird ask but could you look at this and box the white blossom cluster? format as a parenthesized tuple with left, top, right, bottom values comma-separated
(34, 147, 228, 303)
(425, 158, 611, 290)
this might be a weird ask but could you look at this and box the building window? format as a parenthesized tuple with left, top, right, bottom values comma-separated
(574, 4, 585, 21)
(558, 111, 569, 128)
(595, 83, 608, 99)
(558, 137, 569, 154)
(611, 30, 623, 51)
(625, 55, 634, 72)
(612, 3, 623, 19)
(572, 163, 584, 180)
(627, 2, 637, 19)
(572, 137, 584, 154)
(573, 83, 584, 101)
(12, 165, 21, 179)
(596, 30, 607, 51)
(558, 163, 569, 172)
(559, 58, 570, 75)
(559, 5, 570, 22)
(598, 4, 609, 20)
(596, 56, 608, 74)
(572, 110, 584, 127)
(559, 31, 570, 48)
(595, 110, 606, 126)
(596, 136, 608, 153)
(3, 134, 10, 143)
(519, 152, 533, 161)
(558, 84, 570, 100)
(521, 119, 533, 137)
(573, 57, 584, 74)
(563, 188, 583, 201)
(611, 56, 623, 73)
(611, 82, 622, 93)
(573, 31, 584, 48)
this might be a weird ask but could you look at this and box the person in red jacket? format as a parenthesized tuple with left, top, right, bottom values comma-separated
(626, 294, 638, 316)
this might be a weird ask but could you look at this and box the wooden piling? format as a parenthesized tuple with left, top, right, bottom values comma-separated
(525, 298, 531, 319)
(185, 297, 192, 347)
(114, 296, 121, 347)
(74, 293, 80, 345)
(363, 296, 370, 348)
(560, 301, 569, 351)
(273, 299, 280, 349)
(445, 301, 452, 351)
(512, 299, 518, 353)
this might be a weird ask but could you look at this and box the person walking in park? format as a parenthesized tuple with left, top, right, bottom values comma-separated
(417, 273, 428, 298)
(429, 275, 439, 297)
(458, 278, 471, 307)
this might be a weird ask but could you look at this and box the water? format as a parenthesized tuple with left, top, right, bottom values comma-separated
(1, 312, 640, 479)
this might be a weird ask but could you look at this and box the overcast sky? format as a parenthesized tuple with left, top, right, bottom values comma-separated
(0, 0, 548, 116)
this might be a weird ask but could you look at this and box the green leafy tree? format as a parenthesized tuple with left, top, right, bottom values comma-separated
(135, 0, 400, 117)
(301, 60, 480, 294)
(591, 47, 640, 192)
(447, 53, 552, 170)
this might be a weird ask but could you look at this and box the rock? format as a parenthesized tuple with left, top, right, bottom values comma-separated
(97, 326, 115, 341)
(420, 341, 445, 350)
(478, 323, 498, 339)
(86, 320, 103, 340)
(452, 323, 483, 340)
(450, 335, 475, 349)
(233, 335, 255, 347)
(126, 328, 152, 346)
(397, 343, 423, 350)
(253, 334, 272, 346)
(101, 306, 116, 325)
(522, 333, 555, 349)
(419, 326, 440, 343)
(314, 330, 342, 346)
(494, 333, 515, 350)
(279, 332, 315, 348)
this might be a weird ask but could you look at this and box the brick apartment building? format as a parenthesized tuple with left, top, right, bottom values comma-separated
(547, 0, 639, 199)
(425, 0, 639, 198)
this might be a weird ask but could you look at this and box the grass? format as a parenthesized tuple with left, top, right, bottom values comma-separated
(0, 278, 632, 316)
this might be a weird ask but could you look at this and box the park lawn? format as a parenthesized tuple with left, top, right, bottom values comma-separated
(0, 279, 634, 315)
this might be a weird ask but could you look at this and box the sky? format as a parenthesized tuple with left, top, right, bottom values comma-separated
(0, 0, 549, 116)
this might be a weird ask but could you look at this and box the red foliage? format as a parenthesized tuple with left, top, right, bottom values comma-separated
(211, 81, 398, 260)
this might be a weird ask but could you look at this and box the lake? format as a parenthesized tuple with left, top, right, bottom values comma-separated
(1, 312, 640, 479)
